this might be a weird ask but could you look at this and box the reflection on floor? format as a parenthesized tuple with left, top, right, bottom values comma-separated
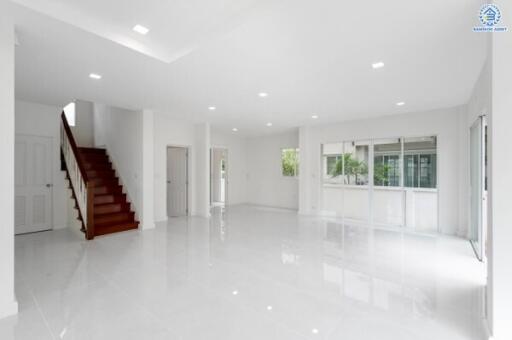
(2, 205, 486, 340)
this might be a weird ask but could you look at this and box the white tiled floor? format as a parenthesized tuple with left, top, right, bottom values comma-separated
(2, 205, 487, 340)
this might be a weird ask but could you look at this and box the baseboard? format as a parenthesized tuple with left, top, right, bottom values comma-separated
(52, 224, 67, 230)
(246, 204, 298, 213)
(0, 300, 18, 320)
(139, 222, 155, 230)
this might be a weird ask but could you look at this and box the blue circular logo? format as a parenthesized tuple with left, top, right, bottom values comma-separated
(479, 4, 502, 27)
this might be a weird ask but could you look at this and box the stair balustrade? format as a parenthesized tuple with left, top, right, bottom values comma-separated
(60, 112, 95, 239)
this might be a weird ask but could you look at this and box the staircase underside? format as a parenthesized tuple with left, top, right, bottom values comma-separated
(66, 147, 139, 237)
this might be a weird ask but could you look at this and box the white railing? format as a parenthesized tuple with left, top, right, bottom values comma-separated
(60, 113, 94, 238)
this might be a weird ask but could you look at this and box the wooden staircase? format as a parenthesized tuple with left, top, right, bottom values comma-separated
(60, 112, 138, 239)
(78, 147, 139, 236)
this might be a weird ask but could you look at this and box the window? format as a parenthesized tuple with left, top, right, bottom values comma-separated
(63, 102, 76, 126)
(403, 137, 437, 188)
(374, 138, 401, 187)
(282, 148, 299, 177)
(343, 141, 370, 185)
(322, 136, 437, 189)
(322, 143, 343, 183)
(322, 141, 369, 185)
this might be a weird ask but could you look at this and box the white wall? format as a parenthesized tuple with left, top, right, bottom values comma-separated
(141, 110, 155, 230)
(299, 107, 464, 236)
(489, 3, 512, 337)
(71, 100, 94, 147)
(94, 105, 143, 220)
(194, 123, 211, 217)
(15, 100, 68, 230)
(246, 130, 299, 210)
(0, 1, 18, 318)
(210, 130, 248, 206)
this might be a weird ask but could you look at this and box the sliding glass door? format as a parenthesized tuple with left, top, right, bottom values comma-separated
(322, 136, 438, 232)
(470, 117, 486, 261)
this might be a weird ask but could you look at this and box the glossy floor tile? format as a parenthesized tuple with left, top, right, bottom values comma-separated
(2, 205, 487, 340)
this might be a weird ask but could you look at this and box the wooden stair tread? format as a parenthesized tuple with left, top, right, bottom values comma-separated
(94, 221, 139, 236)
(94, 202, 131, 215)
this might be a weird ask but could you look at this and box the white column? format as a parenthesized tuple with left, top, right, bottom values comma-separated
(298, 126, 312, 214)
(0, 0, 18, 319)
(141, 109, 155, 230)
(489, 3, 512, 338)
(194, 123, 210, 217)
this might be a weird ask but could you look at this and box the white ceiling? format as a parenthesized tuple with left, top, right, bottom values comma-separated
(11, 0, 487, 136)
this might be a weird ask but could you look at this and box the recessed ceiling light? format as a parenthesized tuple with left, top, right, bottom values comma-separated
(312, 329, 319, 335)
(266, 122, 273, 127)
(89, 73, 102, 80)
(396, 102, 405, 106)
(208, 106, 216, 111)
(258, 92, 268, 98)
(311, 114, 319, 119)
(232, 290, 239, 295)
(372, 61, 385, 69)
(267, 305, 273, 311)
(133, 24, 150, 35)
(232, 128, 238, 132)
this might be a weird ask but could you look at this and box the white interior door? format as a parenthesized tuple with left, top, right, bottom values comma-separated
(15, 135, 53, 234)
(167, 147, 188, 217)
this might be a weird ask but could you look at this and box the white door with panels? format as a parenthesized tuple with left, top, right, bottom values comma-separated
(15, 135, 53, 234)
(167, 147, 189, 217)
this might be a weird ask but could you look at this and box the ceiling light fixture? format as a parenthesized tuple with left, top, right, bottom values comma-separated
(232, 128, 238, 132)
(311, 114, 319, 119)
(372, 61, 385, 69)
(208, 106, 216, 111)
(267, 305, 273, 311)
(232, 290, 239, 295)
(312, 329, 319, 335)
(89, 73, 102, 80)
(258, 92, 268, 98)
(133, 24, 150, 35)
(266, 122, 273, 127)
(396, 102, 405, 106)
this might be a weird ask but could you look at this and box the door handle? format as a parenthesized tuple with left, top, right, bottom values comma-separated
(46, 184, 53, 188)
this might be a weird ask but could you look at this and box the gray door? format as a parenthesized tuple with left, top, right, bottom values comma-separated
(167, 147, 188, 217)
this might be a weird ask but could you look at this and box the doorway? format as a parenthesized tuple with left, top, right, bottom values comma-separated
(470, 116, 487, 261)
(167, 146, 189, 217)
(210, 148, 228, 207)
(15, 134, 53, 234)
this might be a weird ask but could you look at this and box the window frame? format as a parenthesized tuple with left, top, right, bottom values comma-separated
(322, 135, 438, 191)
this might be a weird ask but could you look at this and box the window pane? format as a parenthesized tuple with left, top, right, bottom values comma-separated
(322, 143, 343, 183)
(282, 148, 299, 177)
(343, 141, 369, 185)
(403, 154, 418, 187)
(403, 136, 437, 188)
(63, 102, 76, 126)
(374, 138, 401, 187)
